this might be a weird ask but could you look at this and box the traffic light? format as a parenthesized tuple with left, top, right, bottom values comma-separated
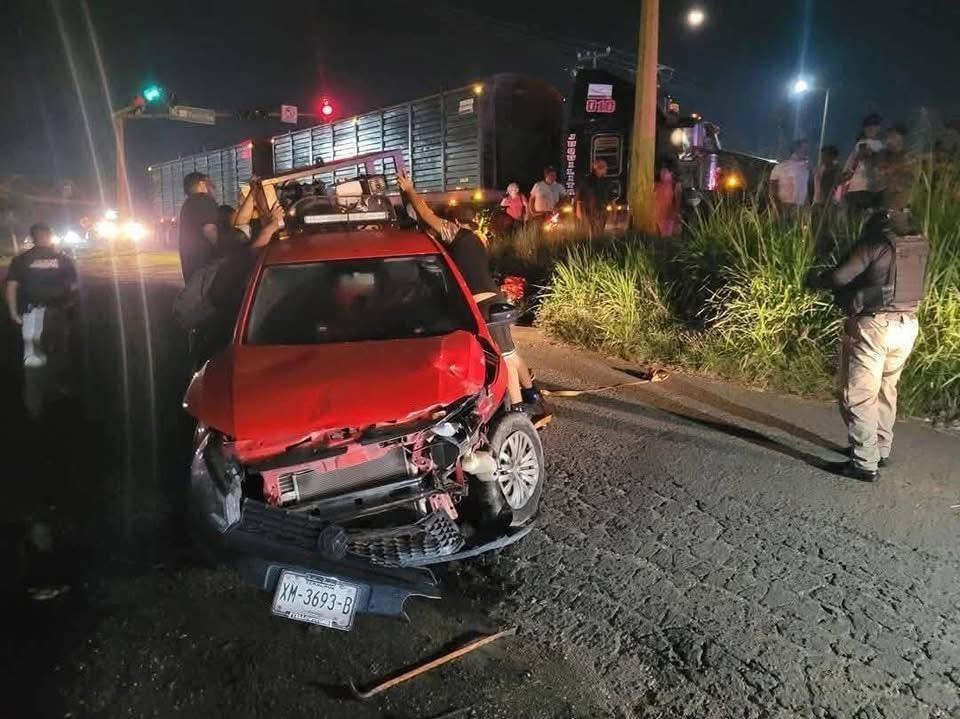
(142, 84, 164, 103)
(320, 98, 334, 118)
(237, 109, 270, 120)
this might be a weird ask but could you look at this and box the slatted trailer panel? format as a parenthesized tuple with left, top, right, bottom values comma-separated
(147, 142, 261, 221)
(271, 85, 482, 194)
(147, 75, 563, 216)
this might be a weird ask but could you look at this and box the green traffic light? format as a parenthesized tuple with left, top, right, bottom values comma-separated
(142, 85, 163, 103)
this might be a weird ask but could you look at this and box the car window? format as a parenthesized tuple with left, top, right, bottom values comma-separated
(245, 255, 477, 345)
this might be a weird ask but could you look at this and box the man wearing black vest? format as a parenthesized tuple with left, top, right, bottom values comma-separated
(807, 125, 926, 481)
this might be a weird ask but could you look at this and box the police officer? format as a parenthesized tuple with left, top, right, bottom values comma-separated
(4, 223, 78, 419)
(807, 125, 926, 482)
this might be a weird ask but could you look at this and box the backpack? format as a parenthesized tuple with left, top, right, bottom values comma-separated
(173, 257, 229, 329)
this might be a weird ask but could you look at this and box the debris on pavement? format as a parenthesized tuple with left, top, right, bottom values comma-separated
(542, 367, 669, 397)
(28, 585, 71, 601)
(349, 627, 518, 700)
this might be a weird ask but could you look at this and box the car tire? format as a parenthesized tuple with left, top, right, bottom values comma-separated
(488, 412, 545, 527)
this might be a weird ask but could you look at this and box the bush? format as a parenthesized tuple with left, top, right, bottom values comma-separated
(534, 164, 960, 422)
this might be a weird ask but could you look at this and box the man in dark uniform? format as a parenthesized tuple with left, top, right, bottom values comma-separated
(807, 125, 925, 482)
(5, 223, 78, 418)
(397, 170, 544, 416)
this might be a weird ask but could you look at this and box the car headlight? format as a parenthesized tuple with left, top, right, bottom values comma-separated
(431, 422, 458, 438)
(123, 220, 148, 241)
(63, 230, 83, 246)
(189, 430, 241, 532)
(95, 219, 119, 240)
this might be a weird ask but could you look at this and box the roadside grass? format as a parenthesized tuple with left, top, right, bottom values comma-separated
(531, 163, 960, 422)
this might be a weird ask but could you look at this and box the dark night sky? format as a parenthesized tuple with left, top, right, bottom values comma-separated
(1, 0, 958, 209)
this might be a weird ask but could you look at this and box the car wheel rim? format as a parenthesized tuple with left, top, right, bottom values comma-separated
(496, 430, 540, 510)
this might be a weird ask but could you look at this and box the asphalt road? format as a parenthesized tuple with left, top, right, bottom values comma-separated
(2, 251, 959, 718)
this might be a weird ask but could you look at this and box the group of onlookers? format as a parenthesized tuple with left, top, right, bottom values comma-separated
(770, 114, 913, 215)
(497, 158, 684, 238)
(497, 161, 612, 235)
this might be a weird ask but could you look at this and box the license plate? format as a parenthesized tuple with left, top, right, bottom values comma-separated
(271, 570, 359, 631)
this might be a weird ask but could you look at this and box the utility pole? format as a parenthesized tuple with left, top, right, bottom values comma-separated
(627, 0, 659, 234)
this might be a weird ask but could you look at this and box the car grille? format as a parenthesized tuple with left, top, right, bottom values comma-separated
(347, 512, 464, 567)
(237, 500, 324, 551)
(234, 502, 464, 567)
(277, 447, 408, 505)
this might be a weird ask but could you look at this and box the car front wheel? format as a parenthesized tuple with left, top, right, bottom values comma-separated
(488, 413, 545, 526)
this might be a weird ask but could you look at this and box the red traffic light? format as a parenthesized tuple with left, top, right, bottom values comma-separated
(320, 98, 334, 118)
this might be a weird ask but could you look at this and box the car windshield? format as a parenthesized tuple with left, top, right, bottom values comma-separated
(245, 255, 476, 345)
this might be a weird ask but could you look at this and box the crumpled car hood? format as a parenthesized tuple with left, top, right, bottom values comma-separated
(184, 330, 487, 444)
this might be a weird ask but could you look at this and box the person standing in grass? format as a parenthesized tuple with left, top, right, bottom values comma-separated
(653, 159, 683, 236)
(499, 182, 528, 232)
(769, 139, 810, 214)
(807, 125, 926, 482)
(529, 166, 566, 219)
(842, 114, 885, 212)
(575, 159, 608, 235)
(814, 145, 841, 205)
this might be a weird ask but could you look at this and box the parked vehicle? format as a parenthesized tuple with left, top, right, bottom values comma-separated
(183, 154, 546, 631)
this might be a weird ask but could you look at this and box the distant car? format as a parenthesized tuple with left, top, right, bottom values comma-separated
(183, 167, 546, 632)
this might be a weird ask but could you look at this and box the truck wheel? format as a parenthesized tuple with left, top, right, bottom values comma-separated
(488, 412, 545, 526)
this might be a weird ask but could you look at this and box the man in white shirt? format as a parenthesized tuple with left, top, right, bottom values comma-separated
(529, 166, 566, 217)
(770, 139, 810, 209)
(842, 114, 885, 211)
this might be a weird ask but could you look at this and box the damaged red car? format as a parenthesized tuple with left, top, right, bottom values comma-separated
(184, 165, 545, 631)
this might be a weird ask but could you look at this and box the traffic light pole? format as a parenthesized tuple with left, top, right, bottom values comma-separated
(112, 102, 329, 216)
(112, 102, 139, 217)
(627, 0, 659, 235)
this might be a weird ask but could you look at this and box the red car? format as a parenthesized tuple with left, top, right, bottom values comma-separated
(184, 171, 545, 631)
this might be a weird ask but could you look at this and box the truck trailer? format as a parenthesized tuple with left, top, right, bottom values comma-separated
(147, 69, 772, 231)
(148, 74, 563, 226)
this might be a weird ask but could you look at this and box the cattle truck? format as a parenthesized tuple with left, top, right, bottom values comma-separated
(148, 74, 564, 231)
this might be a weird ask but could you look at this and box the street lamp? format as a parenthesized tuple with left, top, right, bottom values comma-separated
(790, 76, 830, 161)
(686, 7, 706, 29)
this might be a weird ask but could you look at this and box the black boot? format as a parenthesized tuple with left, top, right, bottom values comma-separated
(827, 461, 879, 483)
(845, 446, 888, 468)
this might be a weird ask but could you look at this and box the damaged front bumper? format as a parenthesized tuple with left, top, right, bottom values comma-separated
(188, 436, 531, 622)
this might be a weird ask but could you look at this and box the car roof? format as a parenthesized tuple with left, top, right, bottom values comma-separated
(262, 228, 441, 265)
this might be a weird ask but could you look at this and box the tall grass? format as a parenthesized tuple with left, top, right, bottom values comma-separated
(537, 243, 679, 361)
(532, 164, 960, 422)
